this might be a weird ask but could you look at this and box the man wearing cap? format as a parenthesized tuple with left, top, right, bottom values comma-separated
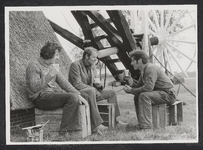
(123, 50, 176, 130)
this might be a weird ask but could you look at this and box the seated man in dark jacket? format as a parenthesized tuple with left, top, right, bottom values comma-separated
(123, 50, 176, 130)
(69, 47, 127, 128)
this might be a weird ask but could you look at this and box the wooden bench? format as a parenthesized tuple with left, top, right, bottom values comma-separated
(35, 104, 91, 139)
(97, 102, 116, 129)
(152, 100, 183, 129)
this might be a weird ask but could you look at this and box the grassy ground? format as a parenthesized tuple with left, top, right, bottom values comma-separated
(10, 77, 197, 143)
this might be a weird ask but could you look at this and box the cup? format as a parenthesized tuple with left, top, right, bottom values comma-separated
(52, 64, 59, 72)
(124, 69, 129, 77)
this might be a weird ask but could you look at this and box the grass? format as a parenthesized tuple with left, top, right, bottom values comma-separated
(10, 77, 197, 143)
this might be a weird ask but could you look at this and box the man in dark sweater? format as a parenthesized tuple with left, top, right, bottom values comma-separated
(26, 42, 105, 141)
(123, 50, 176, 130)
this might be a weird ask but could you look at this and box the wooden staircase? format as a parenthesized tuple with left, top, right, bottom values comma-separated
(49, 10, 145, 80)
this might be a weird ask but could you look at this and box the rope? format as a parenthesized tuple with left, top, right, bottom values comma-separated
(151, 54, 196, 98)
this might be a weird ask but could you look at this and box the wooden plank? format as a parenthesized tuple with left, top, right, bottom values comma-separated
(72, 11, 120, 80)
(108, 106, 112, 128)
(79, 105, 87, 138)
(104, 58, 120, 63)
(48, 20, 84, 49)
(90, 18, 112, 28)
(86, 11, 123, 44)
(97, 47, 119, 58)
(159, 104, 167, 128)
(35, 115, 62, 124)
(111, 103, 115, 128)
(169, 105, 176, 125)
(35, 105, 90, 138)
(105, 11, 139, 79)
(35, 108, 63, 115)
(107, 10, 137, 52)
(152, 105, 158, 129)
(71, 11, 97, 48)
(84, 104, 92, 136)
(177, 102, 183, 123)
(94, 35, 108, 42)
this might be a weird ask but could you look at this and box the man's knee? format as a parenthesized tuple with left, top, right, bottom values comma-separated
(82, 87, 96, 95)
(109, 89, 116, 97)
(68, 93, 79, 104)
(138, 93, 151, 105)
(80, 93, 90, 103)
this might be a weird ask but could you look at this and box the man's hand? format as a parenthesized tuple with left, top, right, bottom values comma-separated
(95, 88, 101, 98)
(123, 76, 134, 86)
(78, 95, 88, 106)
(123, 84, 132, 93)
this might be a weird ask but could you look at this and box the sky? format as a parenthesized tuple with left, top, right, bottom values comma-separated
(6, 5, 197, 75)
(42, 6, 197, 75)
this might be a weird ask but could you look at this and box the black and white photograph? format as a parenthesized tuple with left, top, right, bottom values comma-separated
(5, 5, 198, 145)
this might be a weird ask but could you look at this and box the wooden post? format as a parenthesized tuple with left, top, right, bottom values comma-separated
(80, 105, 87, 138)
(108, 105, 112, 128)
(169, 105, 176, 125)
(177, 102, 183, 123)
(85, 104, 92, 136)
(112, 104, 115, 128)
(159, 104, 167, 128)
(152, 105, 158, 129)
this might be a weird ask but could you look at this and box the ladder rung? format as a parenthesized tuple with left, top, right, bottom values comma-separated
(104, 59, 120, 63)
(95, 35, 108, 41)
(90, 18, 112, 28)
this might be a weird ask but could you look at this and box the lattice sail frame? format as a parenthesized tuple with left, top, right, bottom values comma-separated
(131, 9, 196, 77)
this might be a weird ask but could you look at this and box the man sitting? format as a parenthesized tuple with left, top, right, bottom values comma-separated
(123, 50, 176, 130)
(26, 42, 104, 141)
(69, 47, 127, 127)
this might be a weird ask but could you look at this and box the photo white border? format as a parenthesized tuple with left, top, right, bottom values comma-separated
(5, 5, 198, 145)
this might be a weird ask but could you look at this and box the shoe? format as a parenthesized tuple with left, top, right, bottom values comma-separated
(116, 121, 128, 128)
(135, 124, 151, 130)
(96, 124, 108, 131)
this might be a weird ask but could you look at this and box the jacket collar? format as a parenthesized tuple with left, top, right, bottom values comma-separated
(38, 57, 51, 68)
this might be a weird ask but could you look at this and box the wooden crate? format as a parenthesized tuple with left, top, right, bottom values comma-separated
(152, 100, 183, 129)
(35, 104, 91, 138)
(97, 103, 115, 129)
(168, 100, 183, 125)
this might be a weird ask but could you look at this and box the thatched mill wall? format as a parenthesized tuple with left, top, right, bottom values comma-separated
(9, 11, 72, 111)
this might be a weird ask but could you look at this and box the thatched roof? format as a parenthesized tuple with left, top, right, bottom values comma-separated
(9, 11, 72, 110)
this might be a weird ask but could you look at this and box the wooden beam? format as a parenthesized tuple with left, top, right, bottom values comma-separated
(71, 11, 97, 48)
(72, 11, 120, 80)
(86, 11, 123, 44)
(107, 10, 137, 52)
(90, 18, 112, 28)
(97, 47, 118, 58)
(94, 35, 108, 42)
(104, 59, 120, 63)
(106, 11, 139, 78)
(48, 20, 84, 49)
